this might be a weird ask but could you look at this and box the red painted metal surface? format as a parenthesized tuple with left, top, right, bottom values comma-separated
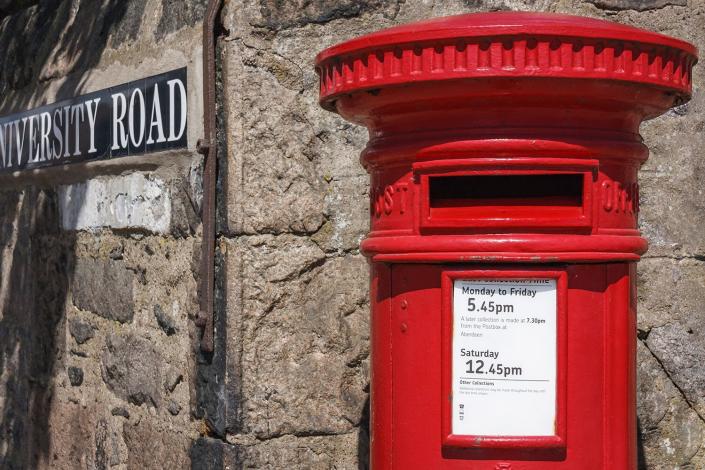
(316, 12, 697, 470)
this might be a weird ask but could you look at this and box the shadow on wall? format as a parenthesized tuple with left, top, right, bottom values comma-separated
(0, 0, 147, 114)
(358, 396, 370, 470)
(638, 418, 647, 470)
(0, 187, 78, 469)
(0, 0, 144, 468)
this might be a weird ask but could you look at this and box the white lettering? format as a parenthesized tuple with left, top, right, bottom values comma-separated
(0, 123, 9, 168)
(84, 98, 101, 153)
(129, 88, 145, 147)
(15, 118, 28, 166)
(167, 78, 187, 142)
(28, 115, 39, 162)
(52, 108, 63, 159)
(40, 112, 51, 162)
(62, 106, 71, 157)
(70, 104, 85, 156)
(111, 93, 128, 150)
(146, 84, 166, 145)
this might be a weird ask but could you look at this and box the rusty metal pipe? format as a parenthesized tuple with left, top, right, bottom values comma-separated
(195, 0, 224, 353)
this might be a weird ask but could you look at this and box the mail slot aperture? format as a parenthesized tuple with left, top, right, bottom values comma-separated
(430, 174, 583, 207)
(430, 173, 584, 216)
(419, 168, 594, 231)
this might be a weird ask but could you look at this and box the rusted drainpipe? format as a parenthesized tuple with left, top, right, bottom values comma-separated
(195, 0, 224, 353)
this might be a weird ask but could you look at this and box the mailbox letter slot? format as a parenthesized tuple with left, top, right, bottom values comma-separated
(417, 161, 597, 231)
(429, 173, 584, 215)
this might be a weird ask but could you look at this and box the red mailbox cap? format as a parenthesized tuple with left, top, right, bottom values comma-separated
(316, 12, 697, 111)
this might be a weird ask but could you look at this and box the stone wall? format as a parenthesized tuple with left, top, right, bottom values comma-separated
(0, 0, 206, 469)
(0, 0, 702, 469)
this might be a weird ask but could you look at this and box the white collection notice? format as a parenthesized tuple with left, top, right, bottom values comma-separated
(452, 278, 557, 437)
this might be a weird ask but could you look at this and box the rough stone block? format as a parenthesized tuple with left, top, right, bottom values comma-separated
(167, 400, 182, 416)
(224, 66, 327, 235)
(637, 258, 705, 332)
(154, 303, 178, 336)
(637, 340, 705, 468)
(235, 433, 360, 469)
(111, 407, 130, 419)
(647, 321, 705, 417)
(39, 402, 99, 469)
(586, 0, 686, 10)
(227, 235, 369, 438)
(68, 366, 84, 386)
(255, 0, 396, 30)
(68, 316, 95, 344)
(72, 257, 135, 323)
(94, 417, 122, 470)
(101, 332, 169, 407)
(19, 401, 127, 470)
(311, 174, 369, 254)
(155, 0, 207, 40)
(123, 419, 190, 470)
(639, 82, 705, 258)
(637, 257, 705, 452)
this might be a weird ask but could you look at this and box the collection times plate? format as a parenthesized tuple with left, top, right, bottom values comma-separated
(452, 278, 557, 437)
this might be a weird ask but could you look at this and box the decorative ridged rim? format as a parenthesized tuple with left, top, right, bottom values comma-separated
(316, 36, 696, 109)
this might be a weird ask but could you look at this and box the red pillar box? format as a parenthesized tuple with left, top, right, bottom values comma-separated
(316, 13, 696, 470)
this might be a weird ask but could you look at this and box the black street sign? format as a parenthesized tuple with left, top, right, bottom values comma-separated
(0, 67, 188, 172)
